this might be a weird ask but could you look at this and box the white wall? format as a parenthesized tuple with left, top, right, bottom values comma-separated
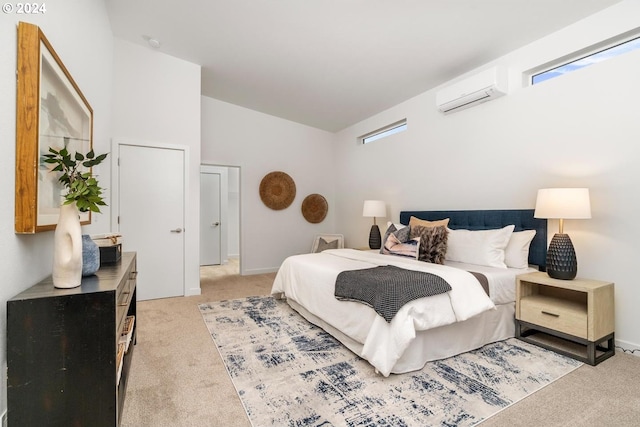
(0, 0, 114, 416)
(201, 97, 336, 274)
(332, 1, 640, 352)
(111, 39, 202, 295)
(228, 167, 241, 258)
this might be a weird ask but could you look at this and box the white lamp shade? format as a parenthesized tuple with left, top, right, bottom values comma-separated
(362, 200, 386, 218)
(534, 188, 591, 219)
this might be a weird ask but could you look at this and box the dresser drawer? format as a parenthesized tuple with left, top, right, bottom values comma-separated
(520, 295, 587, 339)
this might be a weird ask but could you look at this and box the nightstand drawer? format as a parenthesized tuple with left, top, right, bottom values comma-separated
(516, 272, 614, 365)
(520, 295, 587, 339)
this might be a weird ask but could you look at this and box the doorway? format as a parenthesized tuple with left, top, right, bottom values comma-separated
(200, 171, 221, 266)
(200, 165, 240, 278)
(115, 142, 187, 300)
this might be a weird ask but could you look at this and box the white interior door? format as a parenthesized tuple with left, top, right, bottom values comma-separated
(200, 172, 221, 265)
(118, 144, 185, 300)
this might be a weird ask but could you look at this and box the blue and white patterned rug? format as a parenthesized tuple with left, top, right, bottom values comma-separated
(199, 296, 582, 427)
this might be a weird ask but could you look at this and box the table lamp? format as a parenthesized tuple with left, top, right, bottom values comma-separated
(534, 188, 591, 280)
(362, 200, 386, 249)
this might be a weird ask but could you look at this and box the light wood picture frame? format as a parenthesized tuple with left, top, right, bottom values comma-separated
(15, 22, 94, 233)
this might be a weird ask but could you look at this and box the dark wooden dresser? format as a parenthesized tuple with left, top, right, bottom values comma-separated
(7, 252, 137, 426)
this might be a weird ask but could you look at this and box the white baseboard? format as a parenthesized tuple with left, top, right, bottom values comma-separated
(242, 266, 279, 275)
(185, 287, 202, 296)
(615, 338, 640, 356)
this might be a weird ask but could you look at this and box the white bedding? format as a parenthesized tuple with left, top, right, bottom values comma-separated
(443, 260, 533, 305)
(271, 248, 534, 376)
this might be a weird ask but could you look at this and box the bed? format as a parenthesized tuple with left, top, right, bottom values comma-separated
(271, 209, 547, 376)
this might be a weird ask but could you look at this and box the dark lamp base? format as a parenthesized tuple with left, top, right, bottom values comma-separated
(369, 224, 381, 250)
(546, 233, 577, 280)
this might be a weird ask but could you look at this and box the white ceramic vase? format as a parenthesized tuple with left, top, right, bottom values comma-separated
(52, 203, 83, 288)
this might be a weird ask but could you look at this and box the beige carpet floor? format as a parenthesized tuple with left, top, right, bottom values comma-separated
(121, 266, 640, 426)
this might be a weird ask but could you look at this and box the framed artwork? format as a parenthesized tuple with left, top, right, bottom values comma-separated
(15, 22, 94, 233)
(311, 234, 344, 253)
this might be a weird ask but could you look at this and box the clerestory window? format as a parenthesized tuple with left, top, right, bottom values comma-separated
(360, 119, 407, 144)
(531, 34, 640, 85)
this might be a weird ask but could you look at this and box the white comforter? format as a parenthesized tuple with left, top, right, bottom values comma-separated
(271, 249, 495, 376)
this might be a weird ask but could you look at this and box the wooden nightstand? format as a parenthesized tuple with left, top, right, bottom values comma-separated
(515, 271, 615, 365)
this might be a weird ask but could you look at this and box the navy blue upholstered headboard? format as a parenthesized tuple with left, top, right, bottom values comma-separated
(399, 209, 547, 270)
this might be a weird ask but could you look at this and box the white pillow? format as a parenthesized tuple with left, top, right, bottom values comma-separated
(504, 230, 536, 269)
(445, 225, 515, 268)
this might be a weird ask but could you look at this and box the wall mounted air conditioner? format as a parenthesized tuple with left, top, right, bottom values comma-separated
(436, 66, 508, 114)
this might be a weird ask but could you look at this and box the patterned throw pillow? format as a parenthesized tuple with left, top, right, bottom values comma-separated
(393, 224, 411, 242)
(381, 224, 420, 259)
(409, 225, 448, 264)
(380, 223, 404, 254)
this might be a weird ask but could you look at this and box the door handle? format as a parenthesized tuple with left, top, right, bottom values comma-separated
(170, 228, 183, 233)
(212, 222, 220, 227)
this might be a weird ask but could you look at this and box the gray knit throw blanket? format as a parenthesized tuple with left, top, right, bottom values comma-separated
(334, 265, 452, 322)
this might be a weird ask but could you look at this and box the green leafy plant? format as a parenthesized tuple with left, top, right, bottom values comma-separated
(43, 147, 109, 213)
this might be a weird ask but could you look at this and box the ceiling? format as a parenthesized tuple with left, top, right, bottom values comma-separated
(106, 0, 621, 132)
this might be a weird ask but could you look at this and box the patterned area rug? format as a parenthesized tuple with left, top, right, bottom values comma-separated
(199, 296, 582, 427)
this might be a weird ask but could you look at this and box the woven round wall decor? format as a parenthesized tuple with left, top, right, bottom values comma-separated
(301, 193, 328, 223)
(259, 171, 296, 210)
